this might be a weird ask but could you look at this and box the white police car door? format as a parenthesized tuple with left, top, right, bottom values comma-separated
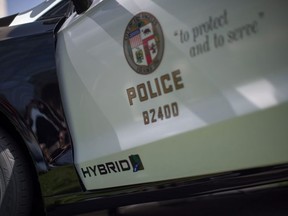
(56, 0, 288, 190)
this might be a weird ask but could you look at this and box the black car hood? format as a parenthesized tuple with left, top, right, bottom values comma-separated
(0, 14, 18, 27)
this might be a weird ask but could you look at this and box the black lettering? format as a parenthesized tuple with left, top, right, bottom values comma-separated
(106, 162, 117, 173)
(190, 35, 210, 57)
(227, 31, 236, 43)
(252, 21, 258, 33)
(192, 26, 199, 42)
(192, 9, 228, 42)
(115, 161, 121, 172)
(206, 17, 213, 32)
(81, 167, 92, 178)
(98, 164, 108, 175)
(222, 9, 228, 25)
(88, 165, 97, 176)
(227, 21, 258, 43)
(119, 160, 131, 171)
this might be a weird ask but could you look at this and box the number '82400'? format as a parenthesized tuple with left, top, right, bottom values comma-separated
(142, 102, 179, 125)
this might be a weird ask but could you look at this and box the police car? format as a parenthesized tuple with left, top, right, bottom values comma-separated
(1, 0, 288, 215)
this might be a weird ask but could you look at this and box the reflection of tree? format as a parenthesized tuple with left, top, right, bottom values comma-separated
(25, 83, 71, 164)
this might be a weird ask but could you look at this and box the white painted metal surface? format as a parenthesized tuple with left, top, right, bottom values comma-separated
(56, 0, 288, 190)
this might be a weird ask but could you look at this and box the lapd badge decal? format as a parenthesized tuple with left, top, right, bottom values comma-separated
(124, 12, 164, 75)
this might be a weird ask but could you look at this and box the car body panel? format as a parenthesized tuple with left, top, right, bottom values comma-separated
(0, 0, 288, 214)
(0, 1, 80, 200)
(56, 0, 288, 191)
(0, 20, 62, 170)
(9, 0, 65, 26)
(78, 103, 288, 190)
(45, 163, 288, 215)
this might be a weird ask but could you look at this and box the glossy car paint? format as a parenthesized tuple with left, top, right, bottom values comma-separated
(0, 0, 288, 215)
(56, 0, 288, 191)
(0, 0, 82, 207)
(9, 0, 63, 26)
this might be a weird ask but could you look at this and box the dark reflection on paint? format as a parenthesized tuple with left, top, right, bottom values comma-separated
(0, 2, 82, 202)
(0, 15, 73, 168)
(25, 83, 72, 165)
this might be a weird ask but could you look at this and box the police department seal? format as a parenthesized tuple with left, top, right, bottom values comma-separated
(124, 12, 164, 75)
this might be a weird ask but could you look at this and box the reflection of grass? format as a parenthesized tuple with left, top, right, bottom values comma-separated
(39, 165, 82, 197)
(42, 164, 288, 210)
(279, 181, 288, 187)
(44, 174, 209, 208)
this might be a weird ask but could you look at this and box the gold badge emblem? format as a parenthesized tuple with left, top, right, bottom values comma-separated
(124, 12, 164, 75)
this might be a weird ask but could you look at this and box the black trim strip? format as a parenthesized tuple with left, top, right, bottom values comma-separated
(46, 163, 288, 215)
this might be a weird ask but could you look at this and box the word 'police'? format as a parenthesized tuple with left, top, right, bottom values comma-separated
(126, 70, 184, 106)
